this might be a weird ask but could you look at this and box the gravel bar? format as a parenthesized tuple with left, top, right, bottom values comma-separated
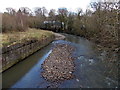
(41, 43, 75, 82)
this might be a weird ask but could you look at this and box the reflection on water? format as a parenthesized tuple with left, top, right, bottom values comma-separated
(59, 34, 118, 88)
(2, 33, 118, 88)
(2, 44, 52, 88)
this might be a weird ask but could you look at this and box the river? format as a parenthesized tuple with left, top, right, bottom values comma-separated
(2, 34, 118, 88)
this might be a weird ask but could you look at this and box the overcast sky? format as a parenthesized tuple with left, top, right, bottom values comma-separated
(0, 0, 92, 12)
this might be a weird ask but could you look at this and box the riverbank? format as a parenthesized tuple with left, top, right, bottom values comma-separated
(54, 33, 65, 40)
(1, 28, 55, 72)
(41, 43, 75, 83)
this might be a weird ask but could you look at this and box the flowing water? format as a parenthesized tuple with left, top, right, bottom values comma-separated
(2, 34, 118, 88)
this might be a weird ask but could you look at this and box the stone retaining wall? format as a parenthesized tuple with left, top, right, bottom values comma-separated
(1, 35, 55, 72)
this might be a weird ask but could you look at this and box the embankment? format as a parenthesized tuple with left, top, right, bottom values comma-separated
(1, 29, 55, 72)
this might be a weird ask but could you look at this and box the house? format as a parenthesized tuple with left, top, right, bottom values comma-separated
(42, 21, 64, 32)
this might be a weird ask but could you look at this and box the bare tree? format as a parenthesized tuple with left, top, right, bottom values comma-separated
(49, 9, 56, 21)
(57, 8, 68, 31)
(6, 8, 16, 15)
(19, 7, 32, 16)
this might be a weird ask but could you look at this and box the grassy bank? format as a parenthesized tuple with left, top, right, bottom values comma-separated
(1, 28, 55, 72)
(1, 28, 54, 48)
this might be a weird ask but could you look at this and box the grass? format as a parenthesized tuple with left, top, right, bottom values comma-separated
(1, 28, 54, 47)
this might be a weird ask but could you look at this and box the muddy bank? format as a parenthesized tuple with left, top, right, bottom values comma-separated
(41, 43, 75, 83)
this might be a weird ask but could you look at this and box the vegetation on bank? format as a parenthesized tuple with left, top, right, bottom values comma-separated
(1, 28, 54, 47)
(1, 1, 119, 50)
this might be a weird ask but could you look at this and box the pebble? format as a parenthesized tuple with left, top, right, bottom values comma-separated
(76, 79, 79, 82)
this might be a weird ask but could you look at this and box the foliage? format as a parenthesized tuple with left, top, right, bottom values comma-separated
(2, 1, 119, 49)
(1, 28, 54, 47)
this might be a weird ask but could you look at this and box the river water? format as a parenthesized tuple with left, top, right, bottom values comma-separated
(2, 34, 118, 88)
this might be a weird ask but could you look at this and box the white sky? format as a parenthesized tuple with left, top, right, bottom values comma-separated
(0, 0, 92, 12)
